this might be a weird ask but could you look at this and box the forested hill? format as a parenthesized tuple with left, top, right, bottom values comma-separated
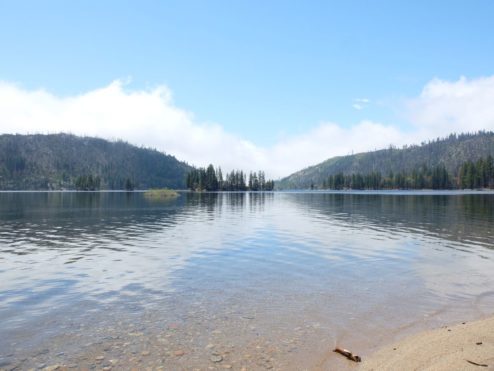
(0, 134, 192, 190)
(277, 131, 494, 189)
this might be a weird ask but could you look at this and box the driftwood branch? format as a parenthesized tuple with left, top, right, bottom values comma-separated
(466, 359, 488, 367)
(334, 347, 362, 362)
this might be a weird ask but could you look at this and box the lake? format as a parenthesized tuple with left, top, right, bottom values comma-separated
(1, 191, 494, 370)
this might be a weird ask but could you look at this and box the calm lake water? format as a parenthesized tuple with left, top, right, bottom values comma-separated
(1, 191, 494, 370)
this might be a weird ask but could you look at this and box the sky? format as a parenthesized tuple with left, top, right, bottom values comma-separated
(1, 0, 494, 178)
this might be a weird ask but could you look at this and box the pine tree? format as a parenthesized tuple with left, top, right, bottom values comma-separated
(216, 167, 224, 190)
(206, 164, 218, 191)
(125, 178, 134, 191)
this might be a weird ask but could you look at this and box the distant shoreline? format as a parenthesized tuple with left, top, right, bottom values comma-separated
(277, 189, 494, 195)
(2, 189, 494, 195)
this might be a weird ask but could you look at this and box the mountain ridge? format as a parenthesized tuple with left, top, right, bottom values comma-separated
(277, 131, 494, 189)
(0, 133, 192, 190)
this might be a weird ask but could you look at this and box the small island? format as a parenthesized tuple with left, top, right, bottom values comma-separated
(143, 188, 179, 200)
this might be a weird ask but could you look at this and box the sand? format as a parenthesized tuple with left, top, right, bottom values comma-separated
(359, 316, 494, 371)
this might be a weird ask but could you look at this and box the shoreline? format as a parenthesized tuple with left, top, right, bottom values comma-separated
(2, 189, 494, 194)
(359, 315, 494, 370)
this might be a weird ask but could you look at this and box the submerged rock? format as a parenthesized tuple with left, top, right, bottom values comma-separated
(210, 354, 223, 363)
(0, 360, 11, 368)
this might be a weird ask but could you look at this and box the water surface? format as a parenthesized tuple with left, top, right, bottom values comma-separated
(1, 191, 494, 370)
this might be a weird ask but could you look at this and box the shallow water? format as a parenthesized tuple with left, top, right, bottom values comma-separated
(1, 191, 494, 370)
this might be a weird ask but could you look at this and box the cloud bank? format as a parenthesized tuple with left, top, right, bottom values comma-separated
(408, 75, 494, 138)
(1, 76, 494, 178)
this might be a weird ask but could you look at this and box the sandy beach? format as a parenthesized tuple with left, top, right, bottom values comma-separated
(359, 316, 494, 371)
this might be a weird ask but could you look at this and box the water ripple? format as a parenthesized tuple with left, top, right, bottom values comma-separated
(1, 191, 494, 368)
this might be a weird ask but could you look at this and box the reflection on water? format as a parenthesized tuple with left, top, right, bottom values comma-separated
(0, 191, 494, 370)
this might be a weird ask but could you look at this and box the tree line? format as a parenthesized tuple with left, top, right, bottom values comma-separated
(320, 156, 494, 190)
(75, 175, 101, 190)
(186, 164, 275, 191)
(458, 156, 494, 189)
(74, 175, 137, 191)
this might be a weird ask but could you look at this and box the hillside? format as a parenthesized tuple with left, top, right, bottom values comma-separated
(277, 131, 494, 189)
(0, 133, 192, 190)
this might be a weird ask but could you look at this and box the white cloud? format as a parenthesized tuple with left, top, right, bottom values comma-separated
(352, 97, 370, 111)
(1, 76, 494, 179)
(408, 75, 494, 137)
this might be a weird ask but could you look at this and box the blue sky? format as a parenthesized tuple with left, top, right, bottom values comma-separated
(1, 1, 494, 177)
